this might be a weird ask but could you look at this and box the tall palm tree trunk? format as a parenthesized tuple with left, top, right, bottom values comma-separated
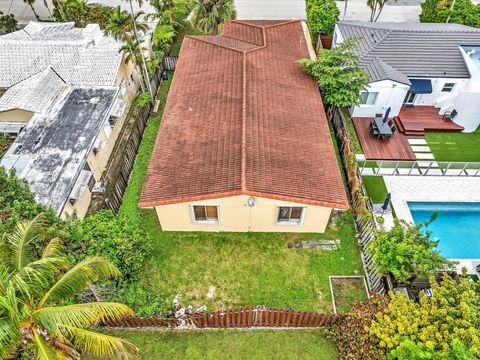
(128, 0, 153, 100)
(28, 3, 40, 20)
(43, 0, 52, 18)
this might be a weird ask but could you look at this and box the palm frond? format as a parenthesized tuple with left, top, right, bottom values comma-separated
(63, 326, 137, 358)
(42, 237, 64, 259)
(0, 319, 20, 359)
(38, 256, 120, 307)
(33, 328, 58, 360)
(7, 215, 47, 272)
(32, 302, 134, 334)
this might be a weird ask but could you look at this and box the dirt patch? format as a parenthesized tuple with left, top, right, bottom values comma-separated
(330, 277, 368, 314)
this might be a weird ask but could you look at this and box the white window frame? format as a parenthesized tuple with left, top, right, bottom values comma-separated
(190, 205, 220, 225)
(441, 83, 456, 92)
(359, 92, 379, 106)
(275, 206, 306, 226)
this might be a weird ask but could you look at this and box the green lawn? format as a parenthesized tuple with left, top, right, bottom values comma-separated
(331, 277, 368, 314)
(116, 29, 364, 317)
(362, 176, 388, 204)
(425, 129, 480, 162)
(0, 134, 12, 158)
(106, 330, 338, 360)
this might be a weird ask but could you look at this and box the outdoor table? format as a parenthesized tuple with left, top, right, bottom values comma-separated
(373, 116, 393, 138)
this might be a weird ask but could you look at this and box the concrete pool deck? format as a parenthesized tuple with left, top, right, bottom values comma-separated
(383, 176, 480, 274)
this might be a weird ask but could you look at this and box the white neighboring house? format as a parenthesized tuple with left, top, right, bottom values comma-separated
(333, 21, 480, 132)
(0, 21, 148, 218)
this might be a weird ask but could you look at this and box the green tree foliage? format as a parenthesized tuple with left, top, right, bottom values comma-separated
(330, 293, 389, 359)
(0, 167, 49, 235)
(0, 11, 17, 33)
(53, 0, 114, 28)
(420, 0, 480, 27)
(0, 215, 137, 359)
(153, 23, 176, 51)
(370, 273, 480, 358)
(369, 218, 454, 283)
(298, 38, 369, 108)
(305, 0, 339, 41)
(59, 210, 151, 282)
(192, 0, 236, 34)
(148, 0, 193, 28)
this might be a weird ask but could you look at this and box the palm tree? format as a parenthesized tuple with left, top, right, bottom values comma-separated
(0, 215, 137, 359)
(192, 0, 236, 35)
(23, 0, 40, 21)
(147, 0, 192, 27)
(105, 6, 148, 41)
(120, 34, 148, 92)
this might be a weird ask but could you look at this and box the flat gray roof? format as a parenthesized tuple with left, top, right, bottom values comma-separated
(337, 21, 480, 82)
(1, 87, 117, 214)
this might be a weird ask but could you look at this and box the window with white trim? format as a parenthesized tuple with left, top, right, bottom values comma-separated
(276, 206, 304, 225)
(192, 205, 219, 223)
(359, 92, 379, 105)
(441, 83, 456, 92)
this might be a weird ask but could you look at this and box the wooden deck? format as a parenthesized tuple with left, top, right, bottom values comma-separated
(396, 106, 464, 136)
(353, 117, 416, 161)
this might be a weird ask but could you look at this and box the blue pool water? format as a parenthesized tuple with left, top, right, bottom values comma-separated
(408, 202, 480, 259)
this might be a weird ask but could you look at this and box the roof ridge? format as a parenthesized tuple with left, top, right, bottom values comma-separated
(186, 35, 248, 53)
(241, 52, 247, 191)
(357, 28, 393, 61)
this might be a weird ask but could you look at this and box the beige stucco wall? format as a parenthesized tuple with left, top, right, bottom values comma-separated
(154, 195, 333, 233)
(0, 109, 34, 123)
(61, 187, 92, 220)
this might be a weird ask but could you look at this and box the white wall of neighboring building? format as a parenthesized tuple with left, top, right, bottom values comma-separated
(413, 77, 468, 107)
(351, 80, 409, 118)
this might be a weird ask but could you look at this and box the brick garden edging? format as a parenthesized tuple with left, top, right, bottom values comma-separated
(104, 307, 342, 329)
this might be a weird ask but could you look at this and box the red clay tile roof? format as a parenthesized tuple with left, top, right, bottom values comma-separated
(139, 20, 349, 209)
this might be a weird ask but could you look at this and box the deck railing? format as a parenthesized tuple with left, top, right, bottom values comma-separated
(358, 160, 480, 177)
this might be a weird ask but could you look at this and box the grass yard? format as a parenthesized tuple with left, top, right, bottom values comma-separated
(116, 26, 364, 317)
(0, 134, 13, 158)
(425, 129, 480, 162)
(362, 176, 388, 204)
(105, 330, 338, 360)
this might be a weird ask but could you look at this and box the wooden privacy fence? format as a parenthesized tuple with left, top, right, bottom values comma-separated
(163, 56, 178, 71)
(326, 106, 387, 294)
(105, 307, 341, 329)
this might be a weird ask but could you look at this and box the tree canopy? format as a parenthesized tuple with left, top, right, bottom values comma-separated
(420, 0, 480, 27)
(298, 37, 369, 108)
(306, 0, 339, 41)
(369, 218, 454, 283)
(0, 11, 17, 33)
(191, 0, 236, 34)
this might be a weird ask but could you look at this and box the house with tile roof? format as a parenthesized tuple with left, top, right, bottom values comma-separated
(0, 21, 146, 218)
(334, 21, 480, 132)
(139, 20, 348, 232)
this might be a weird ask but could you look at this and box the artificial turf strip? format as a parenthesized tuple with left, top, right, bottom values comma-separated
(362, 176, 388, 204)
(425, 129, 480, 162)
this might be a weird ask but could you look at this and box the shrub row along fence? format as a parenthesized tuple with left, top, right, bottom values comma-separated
(103, 57, 177, 214)
(105, 307, 341, 329)
(326, 105, 387, 294)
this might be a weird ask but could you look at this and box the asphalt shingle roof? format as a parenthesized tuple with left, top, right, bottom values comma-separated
(337, 21, 480, 81)
(140, 20, 348, 209)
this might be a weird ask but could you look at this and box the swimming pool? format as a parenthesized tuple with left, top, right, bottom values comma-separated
(408, 202, 480, 259)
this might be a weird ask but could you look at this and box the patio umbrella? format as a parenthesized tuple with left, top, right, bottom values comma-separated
(383, 107, 391, 123)
(381, 192, 392, 215)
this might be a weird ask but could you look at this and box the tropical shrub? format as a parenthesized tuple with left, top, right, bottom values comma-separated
(0, 11, 17, 33)
(330, 293, 389, 359)
(420, 0, 480, 27)
(299, 37, 369, 108)
(369, 273, 480, 358)
(0, 215, 137, 359)
(305, 0, 339, 41)
(60, 210, 151, 282)
(148, 0, 193, 29)
(369, 218, 454, 283)
(153, 23, 176, 51)
(136, 92, 153, 108)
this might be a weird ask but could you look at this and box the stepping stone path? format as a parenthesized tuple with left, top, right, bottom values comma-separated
(288, 239, 340, 250)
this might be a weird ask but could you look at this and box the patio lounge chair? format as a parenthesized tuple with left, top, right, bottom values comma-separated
(443, 109, 457, 120)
